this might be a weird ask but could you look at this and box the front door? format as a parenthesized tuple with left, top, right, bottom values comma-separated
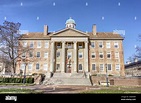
(66, 59, 72, 73)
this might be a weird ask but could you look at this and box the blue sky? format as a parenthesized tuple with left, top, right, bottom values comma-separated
(0, 0, 141, 63)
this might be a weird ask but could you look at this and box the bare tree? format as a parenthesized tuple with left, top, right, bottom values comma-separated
(0, 21, 33, 74)
(135, 34, 141, 59)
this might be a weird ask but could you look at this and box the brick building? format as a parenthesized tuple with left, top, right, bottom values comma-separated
(16, 17, 125, 79)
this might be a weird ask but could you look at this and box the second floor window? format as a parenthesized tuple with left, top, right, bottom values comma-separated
(114, 42, 119, 48)
(106, 42, 110, 48)
(99, 52, 103, 59)
(56, 52, 60, 58)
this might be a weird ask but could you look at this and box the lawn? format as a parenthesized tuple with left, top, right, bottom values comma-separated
(81, 86, 141, 94)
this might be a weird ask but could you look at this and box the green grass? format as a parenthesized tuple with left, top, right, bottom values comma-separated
(81, 86, 141, 94)
(0, 88, 43, 94)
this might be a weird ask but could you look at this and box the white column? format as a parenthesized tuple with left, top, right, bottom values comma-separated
(50, 41, 55, 72)
(61, 41, 65, 73)
(73, 41, 77, 72)
(84, 41, 88, 72)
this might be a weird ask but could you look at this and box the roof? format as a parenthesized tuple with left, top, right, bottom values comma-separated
(88, 32, 124, 40)
(19, 32, 51, 40)
(65, 17, 76, 24)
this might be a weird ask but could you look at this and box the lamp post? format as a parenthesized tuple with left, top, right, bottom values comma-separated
(105, 63, 109, 87)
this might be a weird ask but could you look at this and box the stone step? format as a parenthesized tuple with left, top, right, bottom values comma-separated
(44, 78, 92, 86)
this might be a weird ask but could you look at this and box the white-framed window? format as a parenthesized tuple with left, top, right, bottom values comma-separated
(29, 51, 33, 57)
(107, 52, 111, 59)
(78, 64, 83, 70)
(44, 52, 48, 58)
(114, 42, 119, 48)
(28, 63, 32, 70)
(99, 42, 103, 48)
(115, 64, 120, 71)
(91, 42, 95, 48)
(91, 52, 95, 59)
(66, 42, 73, 48)
(23, 41, 27, 47)
(106, 42, 111, 48)
(37, 52, 40, 58)
(22, 52, 26, 58)
(20, 63, 25, 70)
(30, 41, 34, 48)
(56, 52, 60, 58)
(56, 64, 60, 70)
(56, 42, 61, 48)
(67, 52, 72, 59)
(100, 64, 104, 71)
(43, 63, 48, 70)
(99, 52, 103, 59)
(92, 64, 96, 71)
(36, 63, 40, 70)
(78, 42, 83, 49)
(37, 41, 41, 48)
(115, 52, 119, 59)
(107, 64, 112, 71)
(45, 41, 49, 48)
(79, 52, 83, 58)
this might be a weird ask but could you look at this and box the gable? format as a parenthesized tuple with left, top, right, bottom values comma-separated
(51, 28, 89, 37)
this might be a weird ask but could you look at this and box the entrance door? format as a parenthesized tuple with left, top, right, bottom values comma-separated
(66, 59, 71, 73)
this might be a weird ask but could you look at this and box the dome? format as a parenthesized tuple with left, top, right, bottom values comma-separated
(65, 17, 76, 24)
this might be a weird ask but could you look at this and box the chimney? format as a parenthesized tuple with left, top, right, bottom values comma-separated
(44, 25, 48, 35)
(92, 24, 96, 35)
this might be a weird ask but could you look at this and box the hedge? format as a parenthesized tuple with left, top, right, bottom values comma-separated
(0, 77, 34, 84)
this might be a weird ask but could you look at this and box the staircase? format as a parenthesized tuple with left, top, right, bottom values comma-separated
(43, 72, 92, 86)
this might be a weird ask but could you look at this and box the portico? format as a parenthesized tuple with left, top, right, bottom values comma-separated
(49, 37, 89, 73)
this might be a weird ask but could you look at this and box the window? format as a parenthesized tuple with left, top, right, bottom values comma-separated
(20, 63, 25, 70)
(30, 42, 34, 48)
(45, 41, 49, 48)
(37, 41, 41, 48)
(56, 52, 60, 58)
(29, 52, 33, 57)
(99, 52, 103, 59)
(107, 64, 112, 71)
(78, 42, 83, 49)
(66, 42, 72, 48)
(106, 42, 110, 48)
(79, 64, 82, 70)
(92, 64, 96, 70)
(91, 42, 95, 48)
(115, 52, 119, 59)
(28, 63, 32, 70)
(99, 42, 103, 48)
(67, 52, 72, 59)
(56, 64, 60, 70)
(44, 52, 48, 58)
(37, 52, 40, 58)
(107, 52, 111, 59)
(22, 52, 26, 58)
(116, 64, 120, 71)
(100, 64, 104, 71)
(79, 52, 83, 58)
(43, 63, 48, 70)
(114, 42, 119, 48)
(36, 63, 40, 69)
(57, 42, 61, 48)
(91, 52, 95, 58)
(23, 41, 27, 47)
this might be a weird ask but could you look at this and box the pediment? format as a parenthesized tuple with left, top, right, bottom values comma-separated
(51, 28, 89, 37)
